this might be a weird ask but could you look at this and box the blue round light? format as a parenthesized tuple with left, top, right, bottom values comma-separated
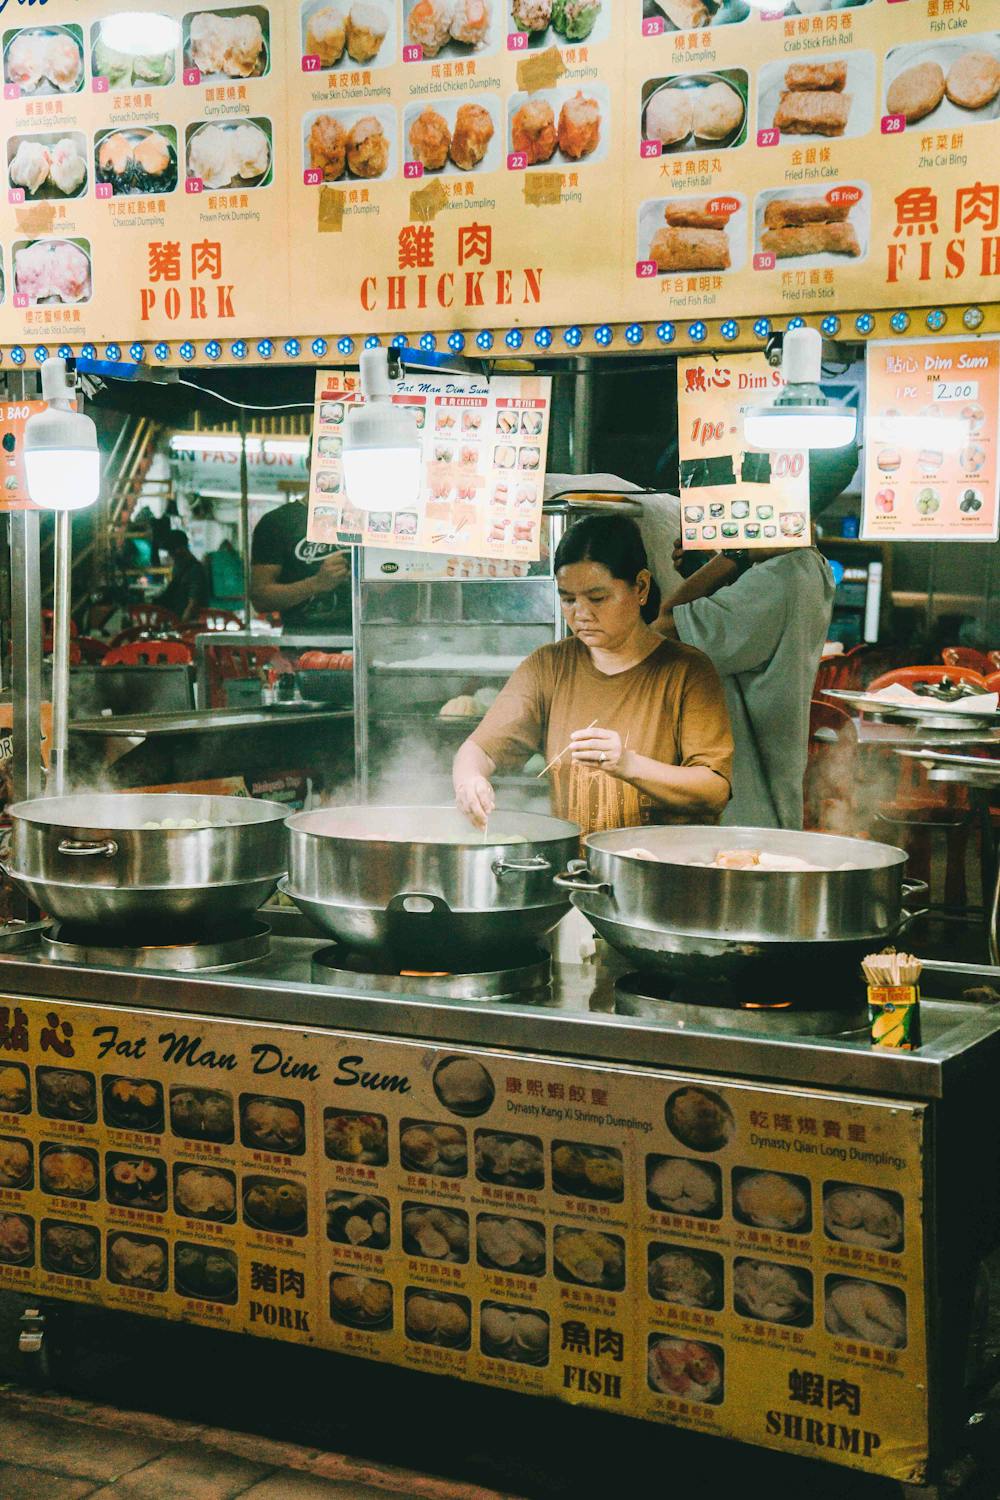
(129, 342, 145, 362)
(57, 345, 73, 360)
(33, 346, 47, 364)
(926, 309, 946, 332)
(312, 337, 329, 358)
(419, 333, 436, 352)
(890, 311, 910, 334)
(505, 329, 523, 350)
(105, 344, 121, 362)
(656, 322, 675, 344)
(390, 333, 408, 349)
(753, 317, 771, 339)
(787, 317, 806, 331)
(256, 339, 273, 359)
(533, 327, 552, 349)
(855, 313, 875, 335)
(720, 319, 739, 342)
(10, 347, 26, 366)
(364, 335, 381, 349)
(283, 338, 301, 358)
(231, 340, 248, 360)
(154, 342, 170, 361)
(81, 344, 96, 360)
(563, 325, 583, 348)
(205, 340, 222, 361)
(625, 323, 644, 346)
(964, 307, 985, 331)
(688, 322, 707, 343)
(821, 315, 841, 337)
(179, 341, 195, 362)
(337, 336, 354, 356)
(594, 324, 613, 346)
(448, 331, 466, 353)
(476, 330, 494, 351)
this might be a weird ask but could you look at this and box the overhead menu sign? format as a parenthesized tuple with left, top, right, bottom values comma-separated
(0, 0, 996, 343)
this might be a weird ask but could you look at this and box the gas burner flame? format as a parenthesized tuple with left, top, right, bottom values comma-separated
(741, 1001, 793, 1011)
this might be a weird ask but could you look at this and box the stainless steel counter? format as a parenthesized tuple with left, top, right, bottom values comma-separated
(0, 934, 996, 1100)
(69, 707, 353, 738)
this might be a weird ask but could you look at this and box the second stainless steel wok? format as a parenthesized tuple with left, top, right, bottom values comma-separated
(284, 805, 579, 966)
(5, 793, 288, 932)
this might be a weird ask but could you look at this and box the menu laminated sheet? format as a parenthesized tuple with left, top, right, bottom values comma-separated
(307, 367, 551, 559)
(0, 994, 928, 1483)
(0, 1, 997, 345)
(862, 334, 1000, 541)
(677, 351, 809, 550)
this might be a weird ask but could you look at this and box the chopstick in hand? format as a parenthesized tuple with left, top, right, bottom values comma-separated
(536, 719, 599, 778)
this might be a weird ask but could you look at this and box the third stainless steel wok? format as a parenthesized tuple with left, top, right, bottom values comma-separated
(284, 805, 579, 967)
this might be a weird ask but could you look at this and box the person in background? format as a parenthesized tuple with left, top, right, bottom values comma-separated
(157, 530, 209, 625)
(453, 514, 733, 836)
(250, 486, 350, 632)
(656, 542, 834, 829)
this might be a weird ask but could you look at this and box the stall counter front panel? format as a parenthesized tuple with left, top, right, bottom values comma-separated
(0, 994, 927, 1483)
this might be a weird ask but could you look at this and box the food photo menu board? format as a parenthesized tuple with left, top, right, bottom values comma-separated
(861, 335, 1000, 541)
(306, 367, 551, 559)
(0, 0, 996, 343)
(0, 993, 930, 1482)
(677, 351, 810, 550)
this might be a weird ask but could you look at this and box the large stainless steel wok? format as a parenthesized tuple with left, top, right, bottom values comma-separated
(283, 805, 579, 967)
(555, 826, 924, 1005)
(5, 793, 288, 932)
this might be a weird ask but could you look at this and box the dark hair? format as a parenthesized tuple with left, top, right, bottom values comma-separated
(553, 514, 661, 624)
(165, 529, 189, 553)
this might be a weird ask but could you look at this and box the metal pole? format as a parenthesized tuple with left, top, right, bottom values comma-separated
(239, 409, 252, 627)
(351, 544, 367, 801)
(572, 356, 593, 472)
(9, 509, 42, 805)
(50, 509, 71, 797)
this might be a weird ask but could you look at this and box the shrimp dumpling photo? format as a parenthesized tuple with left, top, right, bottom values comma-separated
(9, 141, 51, 195)
(49, 138, 87, 196)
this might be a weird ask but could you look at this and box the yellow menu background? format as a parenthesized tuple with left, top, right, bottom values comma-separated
(0, 994, 928, 1482)
(0, 0, 996, 344)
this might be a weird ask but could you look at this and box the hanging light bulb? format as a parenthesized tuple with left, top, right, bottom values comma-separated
(24, 358, 100, 510)
(743, 327, 856, 451)
(341, 348, 422, 511)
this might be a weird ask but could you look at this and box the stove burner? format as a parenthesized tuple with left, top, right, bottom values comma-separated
(312, 945, 553, 1004)
(615, 974, 868, 1037)
(43, 920, 271, 973)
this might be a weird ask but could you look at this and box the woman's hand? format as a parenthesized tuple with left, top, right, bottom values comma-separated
(570, 727, 630, 777)
(455, 774, 496, 830)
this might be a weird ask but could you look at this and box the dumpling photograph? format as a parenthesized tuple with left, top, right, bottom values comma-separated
(303, 108, 396, 183)
(823, 1180, 904, 1251)
(301, 0, 396, 71)
(5, 25, 85, 95)
(754, 185, 870, 266)
(638, 196, 747, 278)
(641, 0, 748, 32)
(8, 133, 88, 200)
(405, 0, 500, 62)
(757, 52, 875, 141)
(508, 0, 609, 48)
(186, 117, 272, 190)
(90, 13, 176, 87)
(507, 84, 610, 168)
(404, 96, 501, 177)
(94, 128, 178, 198)
(732, 1168, 812, 1232)
(641, 70, 748, 155)
(183, 6, 269, 81)
(884, 36, 1000, 130)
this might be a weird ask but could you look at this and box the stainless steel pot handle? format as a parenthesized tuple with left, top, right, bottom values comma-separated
(387, 892, 451, 916)
(492, 855, 551, 877)
(553, 859, 611, 895)
(902, 878, 929, 902)
(57, 839, 118, 858)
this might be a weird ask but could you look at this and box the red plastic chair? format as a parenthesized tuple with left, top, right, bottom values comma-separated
(989, 651, 1000, 673)
(192, 608, 243, 632)
(76, 635, 111, 663)
(102, 639, 193, 667)
(986, 672, 1000, 696)
(942, 646, 991, 675)
(202, 642, 291, 708)
(868, 664, 989, 693)
(127, 603, 182, 634)
(804, 699, 859, 833)
(41, 607, 78, 655)
(813, 655, 853, 695)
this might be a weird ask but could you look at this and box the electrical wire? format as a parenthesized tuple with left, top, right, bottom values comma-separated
(176, 377, 314, 411)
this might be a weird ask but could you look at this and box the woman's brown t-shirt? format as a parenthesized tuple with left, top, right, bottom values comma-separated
(472, 637, 733, 833)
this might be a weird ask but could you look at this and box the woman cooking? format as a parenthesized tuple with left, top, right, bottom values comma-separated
(453, 514, 733, 836)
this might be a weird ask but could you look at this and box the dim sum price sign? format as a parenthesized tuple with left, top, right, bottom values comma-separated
(862, 335, 1000, 542)
(0, 992, 929, 1483)
(677, 352, 810, 552)
(307, 368, 551, 563)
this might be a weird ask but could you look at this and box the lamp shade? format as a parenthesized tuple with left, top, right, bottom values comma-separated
(24, 360, 100, 510)
(743, 325, 857, 452)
